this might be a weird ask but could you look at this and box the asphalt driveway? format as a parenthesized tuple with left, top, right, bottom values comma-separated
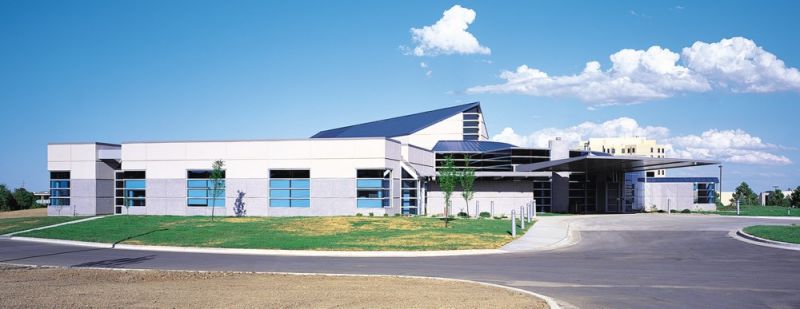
(2, 214, 799, 308)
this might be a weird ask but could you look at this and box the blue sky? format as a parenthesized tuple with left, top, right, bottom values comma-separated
(0, 0, 798, 192)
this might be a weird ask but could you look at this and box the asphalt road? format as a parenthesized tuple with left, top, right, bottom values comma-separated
(2, 214, 799, 308)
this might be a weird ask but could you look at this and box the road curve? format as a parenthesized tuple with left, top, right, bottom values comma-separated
(2, 214, 799, 308)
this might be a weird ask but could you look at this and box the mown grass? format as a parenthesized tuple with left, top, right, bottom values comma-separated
(744, 224, 800, 244)
(714, 205, 800, 217)
(0, 216, 84, 235)
(19, 216, 531, 251)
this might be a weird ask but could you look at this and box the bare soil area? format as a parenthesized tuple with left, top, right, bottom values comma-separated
(0, 208, 46, 219)
(0, 264, 547, 308)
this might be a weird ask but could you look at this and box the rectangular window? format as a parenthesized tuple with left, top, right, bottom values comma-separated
(49, 171, 70, 207)
(187, 170, 225, 207)
(269, 170, 310, 207)
(694, 182, 716, 204)
(115, 171, 147, 211)
(400, 169, 418, 215)
(357, 169, 391, 208)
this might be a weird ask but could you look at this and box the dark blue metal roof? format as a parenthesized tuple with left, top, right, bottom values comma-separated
(637, 177, 719, 183)
(311, 102, 481, 138)
(432, 140, 517, 153)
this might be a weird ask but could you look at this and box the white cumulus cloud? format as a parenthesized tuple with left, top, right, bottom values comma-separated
(468, 37, 800, 105)
(682, 37, 800, 92)
(409, 5, 490, 56)
(492, 118, 791, 165)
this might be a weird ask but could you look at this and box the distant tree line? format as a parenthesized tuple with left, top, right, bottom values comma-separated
(0, 184, 40, 211)
(731, 181, 800, 207)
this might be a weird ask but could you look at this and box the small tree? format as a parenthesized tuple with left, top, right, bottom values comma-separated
(438, 155, 458, 228)
(209, 160, 225, 221)
(767, 189, 786, 206)
(460, 155, 476, 217)
(790, 186, 800, 208)
(733, 182, 757, 205)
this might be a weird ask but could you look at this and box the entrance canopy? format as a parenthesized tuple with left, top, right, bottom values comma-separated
(516, 154, 719, 173)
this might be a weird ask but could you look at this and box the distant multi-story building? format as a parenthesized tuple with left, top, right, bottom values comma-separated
(580, 137, 668, 177)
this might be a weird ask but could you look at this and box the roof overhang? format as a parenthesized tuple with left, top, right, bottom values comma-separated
(516, 155, 719, 173)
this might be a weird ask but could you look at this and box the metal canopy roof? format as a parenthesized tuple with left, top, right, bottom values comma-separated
(432, 140, 518, 153)
(311, 102, 480, 138)
(516, 154, 719, 173)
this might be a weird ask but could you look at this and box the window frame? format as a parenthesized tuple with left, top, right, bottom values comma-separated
(186, 169, 226, 208)
(356, 168, 392, 209)
(269, 169, 311, 208)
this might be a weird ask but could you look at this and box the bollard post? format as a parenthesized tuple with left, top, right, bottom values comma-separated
(491, 201, 494, 218)
(533, 199, 537, 218)
(511, 209, 516, 237)
(476, 200, 480, 219)
(736, 199, 740, 215)
(520, 206, 525, 229)
(527, 202, 532, 223)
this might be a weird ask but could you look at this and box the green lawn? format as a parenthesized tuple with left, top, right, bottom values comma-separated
(743, 225, 800, 244)
(0, 217, 84, 235)
(714, 205, 800, 217)
(18, 215, 531, 251)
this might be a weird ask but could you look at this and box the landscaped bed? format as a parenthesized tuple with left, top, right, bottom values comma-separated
(743, 224, 800, 244)
(17, 215, 530, 251)
(0, 216, 84, 235)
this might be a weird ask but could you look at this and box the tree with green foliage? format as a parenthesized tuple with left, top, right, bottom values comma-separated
(210, 159, 225, 221)
(732, 182, 758, 205)
(790, 186, 800, 208)
(460, 155, 476, 217)
(437, 155, 458, 228)
(0, 184, 16, 211)
(13, 188, 36, 210)
(767, 189, 789, 207)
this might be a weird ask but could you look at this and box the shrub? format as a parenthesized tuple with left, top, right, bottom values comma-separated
(368, 212, 374, 217)
(383, 213, 388, 217)
(681, 209, 691, 214)
(356, 213, 363, 217)
(457, 211, 469, 218)
(657, 210, 666, 213)
(669, 209, 678, 214)
(479, 211, 491, 218)
(394, 213, 401, 217)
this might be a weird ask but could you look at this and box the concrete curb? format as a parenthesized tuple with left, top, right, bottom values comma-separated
(1, 216, 106, 237)
(0, 262, 564, 309)
(731, 228, 800, 251)
(7, 236, 508, 257)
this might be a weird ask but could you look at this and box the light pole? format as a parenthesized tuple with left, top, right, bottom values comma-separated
(718, 165, 723, 205)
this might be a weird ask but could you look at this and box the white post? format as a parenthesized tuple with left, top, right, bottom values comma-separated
(520, 206, 525, 229)
(667, 199, 671, 214)
(475, 200, 480, 218)
(511, 209, 516, 237)
(737, 199, 741, 215)
(533, 199, 537, 218)
(490, 201, 494, 218)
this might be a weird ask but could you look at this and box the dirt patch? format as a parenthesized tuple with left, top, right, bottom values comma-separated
(221, 217, 261, 223)
(0, 208, 47, 219)
(277, 217, 354, 235)
(356, 232, 510, 249)
(0, 265, 547, 308)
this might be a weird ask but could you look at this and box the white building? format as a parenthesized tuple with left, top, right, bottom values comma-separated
(47, 102, 719, 217)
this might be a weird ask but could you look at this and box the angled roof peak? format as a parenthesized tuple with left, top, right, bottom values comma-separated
(311, 102, 481, 138)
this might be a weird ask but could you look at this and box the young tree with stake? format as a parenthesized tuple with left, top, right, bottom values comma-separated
(438, 155, 458, 228)
(460, 155, 476, 218)
(209, 160, 225, 221)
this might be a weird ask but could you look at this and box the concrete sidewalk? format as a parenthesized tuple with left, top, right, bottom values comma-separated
(1, 216, 106, 237)
(501, 216, 579, 252)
